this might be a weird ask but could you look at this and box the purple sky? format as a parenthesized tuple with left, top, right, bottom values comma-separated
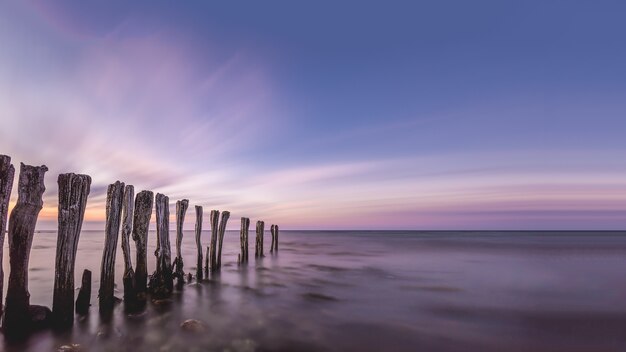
(0, 1, 625, 230)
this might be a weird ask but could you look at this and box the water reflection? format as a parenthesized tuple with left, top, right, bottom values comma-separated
(0, 231, 625, 351)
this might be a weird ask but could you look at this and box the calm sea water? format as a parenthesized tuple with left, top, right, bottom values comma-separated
(1, 230, 625, 351)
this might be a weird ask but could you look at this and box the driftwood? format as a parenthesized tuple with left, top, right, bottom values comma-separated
(150, 193, 173, 298)
(209, 210, 219, 272)
(52, 173, 91, 327)
(75, 269, 92, 315)
(216, 211, 230, 269)
(132, 190, 153, 296)
(173, 199, 189, 290)
(99, 181, 124, 312)
(0, 155, 15, 318)
(195, 206, 203, 280)
(255, 220, 265, 258)
(239, 217, 250, 263)
(120, 185, 135, 305)
(3, 163, 49, 336)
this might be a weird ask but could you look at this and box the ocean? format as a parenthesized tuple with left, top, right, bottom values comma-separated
(1, 230, 625, 351)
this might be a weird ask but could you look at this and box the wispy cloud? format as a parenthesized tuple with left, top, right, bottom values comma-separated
(1, 2, 625, 231)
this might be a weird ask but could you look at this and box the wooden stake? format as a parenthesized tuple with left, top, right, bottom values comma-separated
(174, 199, 189, 290)
(204, 246, 210, 277)
(0, 155, 15, 318)
(274, 224, 279, 252)
(99, 181, 124, 312)
(209, 210, 219, 272)
(52, 173, 91, 327)
(216, 211, 230, 269)
(75, 269, 92, 315)
(150, 193, 173, 298)
(3, 163, 48, 335)
(195, 206, 203, 280)
(269, 224, 279, 253)
(120, 185, 135, 305)
(132, 190, 153, 296)
(255, 220, 265, 258)
(239, 217, 250, 263)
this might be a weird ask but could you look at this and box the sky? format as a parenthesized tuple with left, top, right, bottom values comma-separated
(0, 0, 625, 230)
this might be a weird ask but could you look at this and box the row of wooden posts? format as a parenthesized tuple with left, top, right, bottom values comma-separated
(0, 155, 279, 337)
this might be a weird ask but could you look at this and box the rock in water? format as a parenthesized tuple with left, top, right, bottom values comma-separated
(57, 344, 81, 352)
(180, 319, 207, 333)
(29, 305, 53, 330)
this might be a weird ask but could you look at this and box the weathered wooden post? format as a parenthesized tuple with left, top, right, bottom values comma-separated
(0, 155, 15, 318)
(270, 224, 276, 253)
(204, 246, 210, 276)
(150, 193, 173, 298)
(255, 220, 265, 258)
(99, 181, 124, 312)
(195, 206, 203, 280)
(174, 199, 189, 290)
(274, 224, 279, 251)
(239, 217, 250, 263)
(269, 224, 279, 253)
(216, 211, 230, 269)
(209, 210, 219, 272)
(132, 190, 153, 296)
(120, 185, 135, 304)
(52, 173, 91, 327)
(3, 164, 49, 335)
(75, 269, 92, 315)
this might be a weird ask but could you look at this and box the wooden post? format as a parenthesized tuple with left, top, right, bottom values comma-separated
(239, 217, 250, 263)
(99, 181, 124, 312)
(132, 190, 153, 296)
(75, 269, 92, 315)
(120, 185, 135, 304)
(216, 211, 230, 269)
(150, 193, 173, 298)
(0, 155, 15, 318)
(270, 224, 276, 253)
(274, 224, 279, 252)
(204, 246, 210, 276)
(174, 199, 189, 290)
(195, 206, 203, 280)
(52, 173, 91, 327)
(255, 220, 264, 258)
(209, 210, 219, 272)
(3, 163, 48, 335)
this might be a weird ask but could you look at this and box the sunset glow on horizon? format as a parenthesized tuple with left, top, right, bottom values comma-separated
(1, 1, 625, 230)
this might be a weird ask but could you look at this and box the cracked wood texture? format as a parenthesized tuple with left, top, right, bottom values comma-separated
(240, 217, 250, 263)
(255, 220, 265, 258)
(216, 211, 230, 269)
(120, 185, 135, 302)
(174, 199, 189, 289)
(3, 163, 48, 335)
(151, 193, 173, 297)
(132, 190, 153, 295)
(0, 155, 15, 318)
(52, 173, 91, 327)
(209, 210, 219, 272)
(99, 181, 124, 312)
(195, 206, 203, 280)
